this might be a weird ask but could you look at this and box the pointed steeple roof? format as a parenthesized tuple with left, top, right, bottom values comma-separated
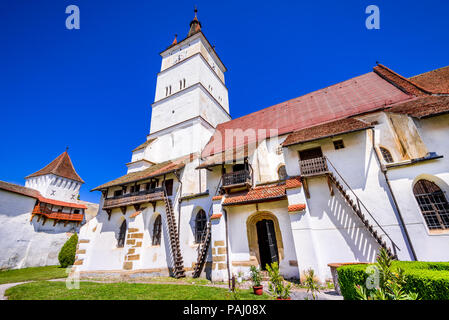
(26, 150, 84, 183)
(188, 7, 202, 37)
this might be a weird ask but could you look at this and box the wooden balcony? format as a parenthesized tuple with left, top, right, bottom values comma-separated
(103, 187, 164, 210)
(222, 170, 252, 190)
(299, 156, 329, 177)
(32, 205, 84, 222)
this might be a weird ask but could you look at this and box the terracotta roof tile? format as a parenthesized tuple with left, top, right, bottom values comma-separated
(0, 180, 41, 199)
(92, 153, 197, 191)
(222, 180, 296, 206)
(210, 213, 222, 220)
(285, 177, 302, 189)
(0, 180, 87, 209)
(37, 197, 87, 209)
(282, 118, 372, 147)
(373, 64, 430, 96)
(386, 96, 449, 119)
(409, 65, 449, 94)
(26, 151, 84, 183)
(288, 204, 306, 212)
(202, 71, 412, 158)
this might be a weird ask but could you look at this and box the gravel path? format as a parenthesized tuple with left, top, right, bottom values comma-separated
(0, 282, 29, 300)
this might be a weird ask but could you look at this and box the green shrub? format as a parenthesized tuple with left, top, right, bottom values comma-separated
(337, 260, 449, 300)
(58, 233, 78, 268)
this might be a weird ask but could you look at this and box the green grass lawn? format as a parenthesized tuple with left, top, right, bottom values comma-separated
(5, 281, 271, 300)
(0, 266, 67, 284)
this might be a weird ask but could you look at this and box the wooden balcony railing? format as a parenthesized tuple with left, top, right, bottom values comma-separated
(103, 187, 164, 209)
(222, 170, 252, 188)
(299, 156, 329, 177)
(32, 206, 84, 222)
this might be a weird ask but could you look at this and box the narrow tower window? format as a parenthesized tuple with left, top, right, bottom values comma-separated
(152, 215, 162, 246)
(413, 179, 449, 230)
(117, 220, 127, 248)
(195, 210, 207, 243)
(380, 147, 394, 163)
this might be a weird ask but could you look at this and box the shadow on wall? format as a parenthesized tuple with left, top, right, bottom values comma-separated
(307, 177, 379, 263)
(327, 187, 379, 262)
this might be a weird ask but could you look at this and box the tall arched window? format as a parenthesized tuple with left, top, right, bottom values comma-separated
(117, 220, 127, 248)
(195, 210, 207, 243)
(413, 179, 449, 230)
(278, 165, 287, 181)
(152, 215, 162, 246)
(380, 147, 394, 163)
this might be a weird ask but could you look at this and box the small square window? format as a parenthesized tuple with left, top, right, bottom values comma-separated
(333, 140, 345, 150)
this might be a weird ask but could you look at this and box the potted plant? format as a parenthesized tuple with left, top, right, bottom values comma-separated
(250, 266, 263, 295)
(266, 262, 292, 300)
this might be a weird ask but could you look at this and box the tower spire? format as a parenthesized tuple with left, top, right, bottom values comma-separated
(188, 6, 202, 37)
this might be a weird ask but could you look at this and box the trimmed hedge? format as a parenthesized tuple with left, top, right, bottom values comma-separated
(58, 233, 78, 268)
(337, 261, 449, 300)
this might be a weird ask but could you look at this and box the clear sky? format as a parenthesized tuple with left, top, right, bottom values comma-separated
(1, 0, 448, 203)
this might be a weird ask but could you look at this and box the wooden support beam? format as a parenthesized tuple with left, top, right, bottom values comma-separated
(152, 202, 157, 212)
(327, 175, 334, 196)
(106, 209, 112, 221)
(133, 204, 141, 211)
(120, 206, 127, 215)
(302, 177, 310, 199)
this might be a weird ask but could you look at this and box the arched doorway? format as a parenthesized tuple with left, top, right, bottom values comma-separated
(246, 212, 284, 270)
(256, 219, 279, 270)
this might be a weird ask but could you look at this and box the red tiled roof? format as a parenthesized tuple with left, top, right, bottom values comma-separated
(282, 118, 373, 147)
(409, 65, 449, 94)
(92, 153, 197, 191)
(0, 180, 41, 199)
(38, 197, 87, 209)
(285, 177, 302, 189)
(222, 178, 301, 206)
(202, 71, 412, 158)
(212, 195, 223, 201)
(386, 96, 449, 119)
(373, 64, 430, 96)
(288, 204, 306, 212)
(210, 213, 222, 220)
(0, 180, 87, 209)
(26, 151, 84, 183)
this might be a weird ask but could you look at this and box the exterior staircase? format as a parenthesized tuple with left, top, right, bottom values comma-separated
(193, 177, 223, 278)
(325, 162, 398, 259)
(163, 191, 185, 278)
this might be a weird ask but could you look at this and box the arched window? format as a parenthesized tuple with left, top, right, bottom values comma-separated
(380, 147, 394, 163)
(413, 179, 449, 230)
(152, 215, 162, 246)
(117, 220, 127, 248)
(278, 165, 287, 181)
(195, 210, 207, 243)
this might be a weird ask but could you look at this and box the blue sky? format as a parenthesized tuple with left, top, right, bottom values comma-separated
(0, 0, 448, 203)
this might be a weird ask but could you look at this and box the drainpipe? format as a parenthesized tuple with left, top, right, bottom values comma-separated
(370, 128, 418, 261)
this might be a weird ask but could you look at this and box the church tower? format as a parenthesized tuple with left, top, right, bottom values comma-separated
(128, 9, 231, 172)
(24, 150, 84, 202)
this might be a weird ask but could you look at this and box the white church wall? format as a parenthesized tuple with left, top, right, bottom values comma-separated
(385, 114, 449, 261)
(0, 190, 77, 269)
